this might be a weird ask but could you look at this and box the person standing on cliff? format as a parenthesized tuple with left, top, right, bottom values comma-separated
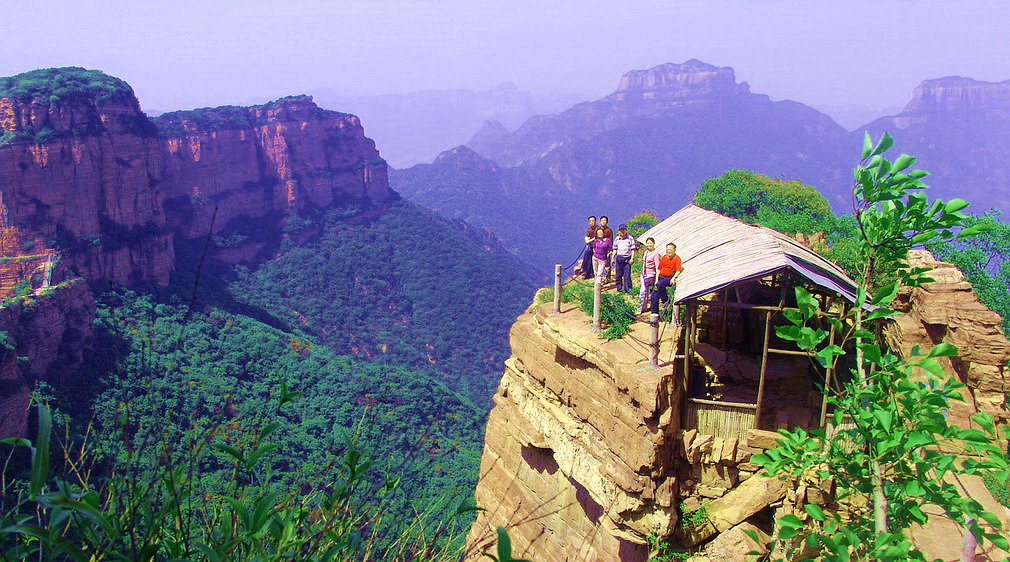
(590, 227, 612, 283)
(651, 243, 683, 320)
(599, 215, 614, 282)
(639, 237, 662, 313)
(578, 216, 598, 279)
(613, 224, 636, 293)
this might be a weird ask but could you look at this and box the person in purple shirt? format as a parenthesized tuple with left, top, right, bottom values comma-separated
(590, 227, 612, 282)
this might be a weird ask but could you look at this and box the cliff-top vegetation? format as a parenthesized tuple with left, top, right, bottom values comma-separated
(0, 67, 134, 104)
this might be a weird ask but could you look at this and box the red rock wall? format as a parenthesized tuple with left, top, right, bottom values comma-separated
(0, 96, 173, 285)
(0, 280, 94, 438)
(158, 96, 392, 242)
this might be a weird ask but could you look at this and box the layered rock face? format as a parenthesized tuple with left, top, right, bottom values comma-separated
(466, 303, 682, 560)
(0, 92, 173, 285)
(0, 280, 94, 437)
(886, 250, 1010, 431)
(156, 95, 393, 248)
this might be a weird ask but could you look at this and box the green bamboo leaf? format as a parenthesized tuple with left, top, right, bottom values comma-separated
(986, 533, 1009, 551)
(29, 403, 52, 499)
(0, 437, 31, 447)
(212, 443, 245, 465)
(979, 511, 1001, 529)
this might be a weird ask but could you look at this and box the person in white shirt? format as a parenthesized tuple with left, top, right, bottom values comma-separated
(612, 224, 636, 293)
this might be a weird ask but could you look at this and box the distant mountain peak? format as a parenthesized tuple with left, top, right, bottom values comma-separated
(433, 145, 501, 172)
(901, 75, 1010, 115)
(612, 60, 749, 101)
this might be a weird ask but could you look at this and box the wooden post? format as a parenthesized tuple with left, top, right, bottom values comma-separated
(649, 313, 660, 367)
(682, 303, 693, 396)
(551, 264, 561, 315)
(819, 324, 836, 428)
(720, 288, 729, 346)
(591, 277, 602, 332)
(754, 309, 772, 429)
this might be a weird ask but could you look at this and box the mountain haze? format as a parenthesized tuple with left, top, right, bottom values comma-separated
(395, 60, 855, 273)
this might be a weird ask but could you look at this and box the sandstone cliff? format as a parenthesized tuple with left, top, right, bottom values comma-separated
(155, 95, 393, 253)
(468, 253, 1010, 560)
(0, 69, 173, 285)
(0, 280, 94, 438)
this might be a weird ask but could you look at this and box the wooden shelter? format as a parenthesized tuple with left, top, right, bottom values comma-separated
(640, 205, 862, 440)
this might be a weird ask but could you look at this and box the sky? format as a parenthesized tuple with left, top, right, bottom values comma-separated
(1, 0, 1008, 116)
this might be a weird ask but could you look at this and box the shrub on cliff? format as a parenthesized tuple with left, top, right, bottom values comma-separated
(693, 169, 831, 233)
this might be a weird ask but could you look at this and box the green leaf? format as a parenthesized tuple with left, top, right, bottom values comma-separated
(944, 198, 969, 213)
(986, 533, 1010, 551)
(979, 510, 1002, 529)
(905, 431, 932, 449)
(872, 409, 893, 432)
(927, 343, 958, 357)
(892, 153, 916, 172)
(870, 283, 897, 306)
(30, 403, 51, 499)
(0, 437, 31, 447)
(804, 504, 825, 522)
(213, 443, 245, 465)
(779, 513, 803, 529)
(861, 131, 873, 160)
(916, 358, 945, 377)
(871, 132, 894, 157)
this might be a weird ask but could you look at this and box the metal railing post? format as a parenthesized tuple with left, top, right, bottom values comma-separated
(591, 277, 602, 332)
(649, 313, 660, 367)
(552, 264, 561, 315)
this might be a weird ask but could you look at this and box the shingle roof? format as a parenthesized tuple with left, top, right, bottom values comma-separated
(639, 204, 860, 304)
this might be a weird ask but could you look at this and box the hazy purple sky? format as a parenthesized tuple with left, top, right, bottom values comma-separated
(2, 0, 1007, 114)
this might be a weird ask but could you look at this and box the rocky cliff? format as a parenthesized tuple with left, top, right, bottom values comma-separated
(0, 280, 94, 438)
(155, 95, 393, 253)
(860, 76, 1010, 211)
(0, 68, 173, 285)
(468, 253, 1010, 560)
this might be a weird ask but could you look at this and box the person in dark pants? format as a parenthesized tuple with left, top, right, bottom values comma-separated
(651, 243, 683, 316)
(598, 215, 614, 281)
(578, 216, 597, 279)
(612, 224, 636, 292)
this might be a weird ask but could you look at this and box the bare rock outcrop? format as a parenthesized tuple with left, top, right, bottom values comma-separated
(465, 303, 681, 561)
(886, 250, 1010, 431)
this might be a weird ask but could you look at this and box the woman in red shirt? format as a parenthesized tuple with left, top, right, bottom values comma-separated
(650, 243, 683, 314)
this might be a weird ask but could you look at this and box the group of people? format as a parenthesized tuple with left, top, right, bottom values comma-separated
(576, 215, 683, 317)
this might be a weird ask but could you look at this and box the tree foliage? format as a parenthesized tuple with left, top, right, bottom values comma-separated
(753, 133, 1009, 559)
(693, 169, 831, 233)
